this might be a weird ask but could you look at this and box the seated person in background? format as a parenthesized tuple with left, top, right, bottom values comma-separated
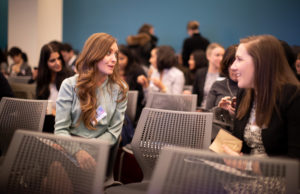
(206, 45, 238, 111)
(118, 45, 146, 123)
(0, 72, 14, 100)
(61, 43, 78, 73)
(223, 35, 300, 161)
(37, 42, 74, 113)
(137, 45, 185, 97)
(8, 47, 32, 76)
(186, 49, 208, 85)
(193, 43, 225, 109)
(37, 42, 73, 133)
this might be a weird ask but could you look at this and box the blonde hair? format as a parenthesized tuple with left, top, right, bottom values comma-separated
(206, 43, 224, 57)
(76, 33, 127, 130)
(187, 21, 199, 30)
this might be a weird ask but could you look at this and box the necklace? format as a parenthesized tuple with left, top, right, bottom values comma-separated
(226, 79, 234, 98)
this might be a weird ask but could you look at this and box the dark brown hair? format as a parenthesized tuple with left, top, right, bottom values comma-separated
(220, 45, 237, 77)
(237, 35, 299, 127)
(156, 46, 177, 72)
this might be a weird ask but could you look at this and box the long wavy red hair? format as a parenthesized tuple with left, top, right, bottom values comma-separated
(75, 33, 127, 130)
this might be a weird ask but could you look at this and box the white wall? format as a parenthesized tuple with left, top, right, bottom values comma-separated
(8, 0, 62, 67)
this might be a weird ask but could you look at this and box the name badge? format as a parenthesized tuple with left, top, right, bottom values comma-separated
(96, 106, 107, 122)
(91, 106, 107, 126)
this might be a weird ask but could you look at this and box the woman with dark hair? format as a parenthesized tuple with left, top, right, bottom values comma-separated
(137, 45, 185, 95)
(223, 35, 300, 161)
(8, 47, 32, 76)
(186, 49, 208, 85)
(36, 42, 73, 112)
(119, 45, 146, 121)
(206, 45, 238, 111)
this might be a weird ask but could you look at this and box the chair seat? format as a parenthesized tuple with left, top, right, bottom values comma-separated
(105, 182, 149, 194)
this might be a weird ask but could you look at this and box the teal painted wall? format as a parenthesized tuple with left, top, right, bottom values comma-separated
(62, 0, 299, 52)
(0, 0, 8, 50)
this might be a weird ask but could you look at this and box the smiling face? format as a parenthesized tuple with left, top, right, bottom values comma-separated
(97, 42, 118, 77)
(207, 47, 225, 70)
(231, 43, 255, 89)
(47, 52, 62, 73)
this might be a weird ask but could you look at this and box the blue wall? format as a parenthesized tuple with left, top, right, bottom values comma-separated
(0, 0, 8, 50)
(63, 0, 300, 53)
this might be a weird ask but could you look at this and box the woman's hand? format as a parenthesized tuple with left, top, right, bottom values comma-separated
(151, 78, 166, 92)
(222, 145, 261, 173)
(218, 96, 235, 115)
(75, 150, 96, 171)
(137, 75, 149, 88)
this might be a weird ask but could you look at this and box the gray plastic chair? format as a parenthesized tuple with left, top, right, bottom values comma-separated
(8, 82, 36, 99)
(0, 129, 110, 194)
(126, 90, 138, 123)
(7, 76, 32, 84)
(0, 97, 47, 162)
(148, 146, 299, 194)
(145, 92, 197, 112)
(106, 108, 212, 194)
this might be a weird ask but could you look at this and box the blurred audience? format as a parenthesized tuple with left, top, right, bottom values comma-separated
(8, 47, 32, 76)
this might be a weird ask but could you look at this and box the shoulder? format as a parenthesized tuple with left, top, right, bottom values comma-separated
(279, 84, 300, 106)
(211, 78, 227, 88)
(195, 67, 208, 76)
(61, 74, 78, 88)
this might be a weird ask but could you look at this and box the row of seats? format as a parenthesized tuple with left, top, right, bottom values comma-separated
(0, 96, 299, 193)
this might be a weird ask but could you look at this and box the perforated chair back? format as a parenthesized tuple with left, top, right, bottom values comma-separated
(0, 130, 110, 194)
(131, 108, 212, 181)
(0, 97, 47, 159)
(145, 92, 197, 112)
(126, 90, 138, 122)
(7, 76, 32, 84)
(8, 82, 36, 99)
(148, 146, 299, 194)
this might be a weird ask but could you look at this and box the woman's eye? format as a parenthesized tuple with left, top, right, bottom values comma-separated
(107, 51, 111, 55)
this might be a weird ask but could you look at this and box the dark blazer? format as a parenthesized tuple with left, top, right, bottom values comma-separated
(182, 33, 210, 67)
(233, 84, 300, 159)
(192, 67, 208, 107)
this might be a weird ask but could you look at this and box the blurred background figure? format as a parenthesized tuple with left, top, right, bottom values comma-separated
(193, 43, 225, 109)
(61, 43, 78, 72)
(137, 45, 185, 96)
(0, 49, 9, 77)
(127, 23, 158, 69)
(8, 47, 32, 76)
(36, 42, 73, 113)
(118, 45, 146, 123)
(181, 20, 210, 68)
(186, 49, 208, 85)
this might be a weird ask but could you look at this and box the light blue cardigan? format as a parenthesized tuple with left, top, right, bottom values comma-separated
(55, 75, 127, 145)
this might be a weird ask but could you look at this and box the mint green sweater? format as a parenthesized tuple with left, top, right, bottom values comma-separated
(55, 75, 127, 145)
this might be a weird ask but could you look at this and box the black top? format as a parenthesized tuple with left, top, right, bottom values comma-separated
(233, 85, 300, 159)
(192, 67, 208, 107)
(125, 65, 146, 123)
(182, 33, 210, 67)
(0, 72, 14, 100)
